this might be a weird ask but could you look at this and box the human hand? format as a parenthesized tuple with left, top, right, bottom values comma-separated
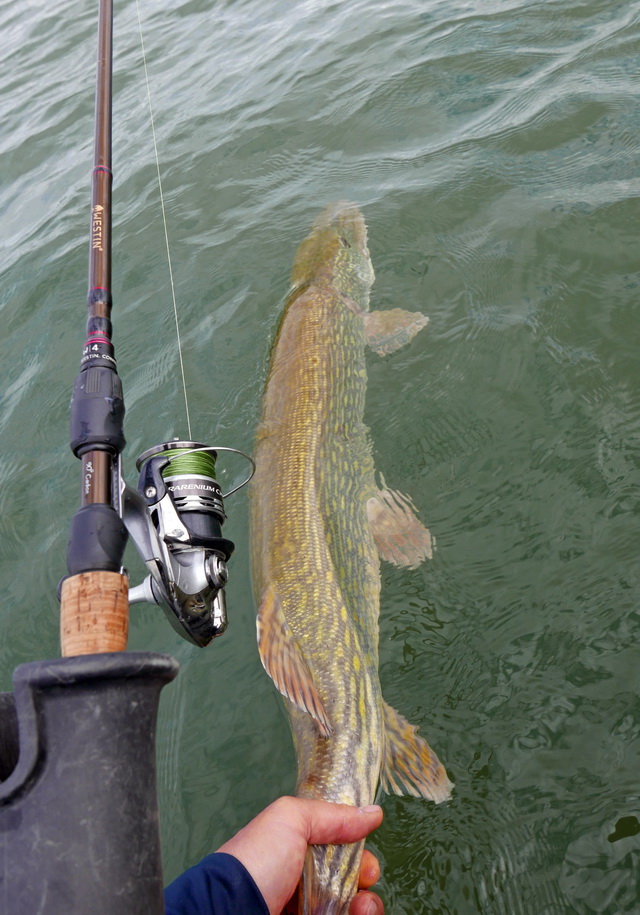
(217, 796, 384, 915)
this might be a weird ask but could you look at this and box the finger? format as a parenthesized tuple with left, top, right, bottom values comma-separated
(350, 889, 384, 915)
(358, 850, 380, 889)
(303, 801, 384, 845)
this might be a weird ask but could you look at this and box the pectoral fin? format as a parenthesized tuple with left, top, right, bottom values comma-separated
(381, 701, 453, 803)
(367, 486, 432, 568)
(257, 586, 333, 737)
(364, 309, 429, 355)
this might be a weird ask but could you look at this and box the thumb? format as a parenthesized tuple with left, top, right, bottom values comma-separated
(302, 801, 383, 845)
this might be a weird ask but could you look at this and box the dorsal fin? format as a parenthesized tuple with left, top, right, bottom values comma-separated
(380, 701, 453, 803)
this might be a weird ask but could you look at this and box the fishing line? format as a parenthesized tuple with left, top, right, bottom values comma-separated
(160, 448, 218, 481)
(134, 0, 192, 440)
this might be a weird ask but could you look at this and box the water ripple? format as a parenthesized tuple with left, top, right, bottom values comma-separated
(2, 0, 640, 909)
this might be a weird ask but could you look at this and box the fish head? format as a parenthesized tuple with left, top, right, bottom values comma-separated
(291, 202, 375, 305)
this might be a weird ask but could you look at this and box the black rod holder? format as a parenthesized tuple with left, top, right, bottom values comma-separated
(0, 652, 178, 914)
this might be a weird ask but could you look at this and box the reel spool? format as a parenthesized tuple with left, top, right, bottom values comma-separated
(124, 440, 254, 647)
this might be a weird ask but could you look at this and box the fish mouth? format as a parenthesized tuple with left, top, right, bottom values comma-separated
(290, 200, 375, 294)
(319, 201, 375, 290)
(314, 200, 369, 249)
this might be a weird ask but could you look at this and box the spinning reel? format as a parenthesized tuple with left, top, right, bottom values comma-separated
(122, 441, 254, 647)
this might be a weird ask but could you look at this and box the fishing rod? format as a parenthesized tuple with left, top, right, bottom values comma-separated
(60, 0, 254, 655)
(59, 0, 127, 656)
(0, 5, 257, 911)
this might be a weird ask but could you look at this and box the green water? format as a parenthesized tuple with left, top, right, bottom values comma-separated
(2, 0, 639, 911)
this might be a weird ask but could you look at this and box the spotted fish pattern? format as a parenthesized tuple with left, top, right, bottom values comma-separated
(251, 202, 453, 914)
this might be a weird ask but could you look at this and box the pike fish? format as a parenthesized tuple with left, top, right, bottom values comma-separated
(250, 202, 453, 914)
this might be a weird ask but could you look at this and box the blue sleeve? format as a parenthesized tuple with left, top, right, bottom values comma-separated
(164, 852, 270, 915)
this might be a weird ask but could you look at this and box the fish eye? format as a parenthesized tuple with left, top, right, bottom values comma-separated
(339, 236, 351, 248)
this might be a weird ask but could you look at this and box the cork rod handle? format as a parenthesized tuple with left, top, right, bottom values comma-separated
(60, 571, 129, 657)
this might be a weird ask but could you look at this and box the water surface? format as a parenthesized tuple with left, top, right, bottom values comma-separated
(1, 0, 639, 911)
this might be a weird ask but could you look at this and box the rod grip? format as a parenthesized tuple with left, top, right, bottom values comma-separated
(60, 571, 129, 656)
